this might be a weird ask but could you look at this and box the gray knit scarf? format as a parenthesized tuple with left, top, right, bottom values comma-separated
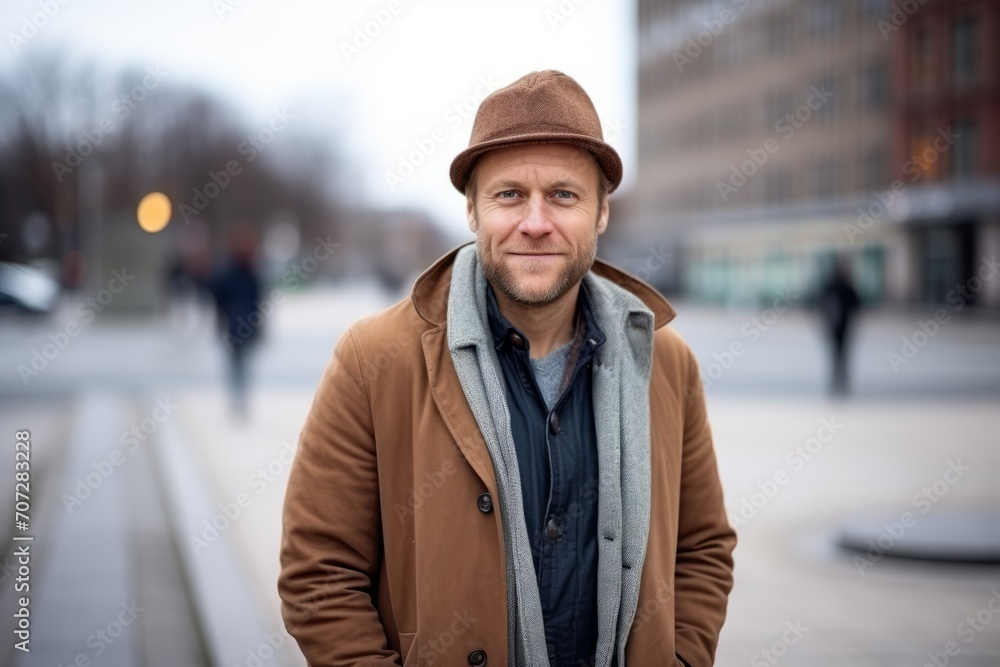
(446, 244, 655, 667)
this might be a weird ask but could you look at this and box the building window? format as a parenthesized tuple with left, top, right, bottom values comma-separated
(811, 76, 839, 121)
(807, 0, 841, 36)
(858, 245, 885, 304)
(921, 228, 960, 305)
(809, 160, 839, 198)
(714, 30, 737, 66)
(912, 26, 933, 88)
(715, 107, 739, 143)
(952, 14, 979, 86)
(859, 62, 886, 108)
(766, 91, 793, 128)
(861, 149, 887, 191)
(765, 170, 793, 203)
(952, 117, 978, 180)
(909, 127, 941, 181)
(766, 14, 794, 54)
(859, 0, 889, 19)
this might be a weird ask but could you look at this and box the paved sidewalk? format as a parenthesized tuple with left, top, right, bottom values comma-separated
(170, 389, 314, 667)
(170, 386, 1000, 666)
(1, 392, 208, 667)
(709, 395, 1000, 666)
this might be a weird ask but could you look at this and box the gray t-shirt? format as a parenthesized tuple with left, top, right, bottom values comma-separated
(529, 337, 575, 412)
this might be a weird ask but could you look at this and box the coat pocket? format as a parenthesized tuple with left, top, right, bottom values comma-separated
(398, 632, 417, 665)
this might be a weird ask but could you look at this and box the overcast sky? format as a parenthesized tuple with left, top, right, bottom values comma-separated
(2, 0, 636, 239)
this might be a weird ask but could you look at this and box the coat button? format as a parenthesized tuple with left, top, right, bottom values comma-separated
(468, 648, 487, 665)
(477, 492, 493, 513)
(509, 332, 525, 348)
(548, 411, 560, 435)
(545, 518, 563, 541)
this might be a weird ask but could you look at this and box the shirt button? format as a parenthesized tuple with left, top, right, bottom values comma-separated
(545, 518, 563, 541)
(509, 332, 525, 348)
(467, 648, 487, 666)
(548, 411, 560, 434)
(477, 492, 493, 513)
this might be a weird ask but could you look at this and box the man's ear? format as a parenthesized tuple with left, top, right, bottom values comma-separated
(596, 198, 610, 235)
(467, 198, 477, 233)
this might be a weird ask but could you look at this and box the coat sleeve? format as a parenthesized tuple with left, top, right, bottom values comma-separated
(277, 326, 401, 666)
(673, 345, 737, 667)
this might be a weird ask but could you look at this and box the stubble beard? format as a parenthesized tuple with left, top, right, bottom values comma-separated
(474, 211, 599, 308)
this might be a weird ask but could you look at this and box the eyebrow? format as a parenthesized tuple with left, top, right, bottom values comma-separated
(482, 178, 586, 192)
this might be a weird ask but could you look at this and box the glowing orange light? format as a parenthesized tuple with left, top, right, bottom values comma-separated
(137, 192, 172, 233)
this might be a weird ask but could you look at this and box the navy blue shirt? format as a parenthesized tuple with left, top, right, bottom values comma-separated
(485, 280, 607, 667)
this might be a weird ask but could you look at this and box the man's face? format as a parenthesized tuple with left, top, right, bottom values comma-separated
(467, 143, 609, 307)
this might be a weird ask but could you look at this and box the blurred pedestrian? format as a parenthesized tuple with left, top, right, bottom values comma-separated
(208, 231, 262, 418)
(819, 255, 860, 396)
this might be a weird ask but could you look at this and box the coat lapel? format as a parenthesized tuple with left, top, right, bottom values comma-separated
(422, 326, 499, 503)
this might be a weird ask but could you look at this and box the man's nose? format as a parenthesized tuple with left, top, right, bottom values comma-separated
(517, 193, 554, 237)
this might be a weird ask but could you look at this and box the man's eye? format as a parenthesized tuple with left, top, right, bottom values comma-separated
(553, 190, 575, 199)
(498, 190, 518, 199)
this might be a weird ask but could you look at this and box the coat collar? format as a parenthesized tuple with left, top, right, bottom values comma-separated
(411, 241, 677, 329)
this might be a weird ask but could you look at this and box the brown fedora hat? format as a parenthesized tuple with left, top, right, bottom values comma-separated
(449, 69, 622, 195)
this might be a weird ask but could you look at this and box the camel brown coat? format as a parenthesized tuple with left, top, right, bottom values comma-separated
(278, 242, 736, 666)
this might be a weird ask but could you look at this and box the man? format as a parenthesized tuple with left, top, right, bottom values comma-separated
(278, 70, 736, 667)
(818, 254, 860, 396)
(207, 229, 263, 418)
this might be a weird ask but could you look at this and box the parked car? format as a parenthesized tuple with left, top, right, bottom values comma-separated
(0, 261, 59, 314)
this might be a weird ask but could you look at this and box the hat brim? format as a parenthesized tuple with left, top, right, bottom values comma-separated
(449, 132, 622, 196)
